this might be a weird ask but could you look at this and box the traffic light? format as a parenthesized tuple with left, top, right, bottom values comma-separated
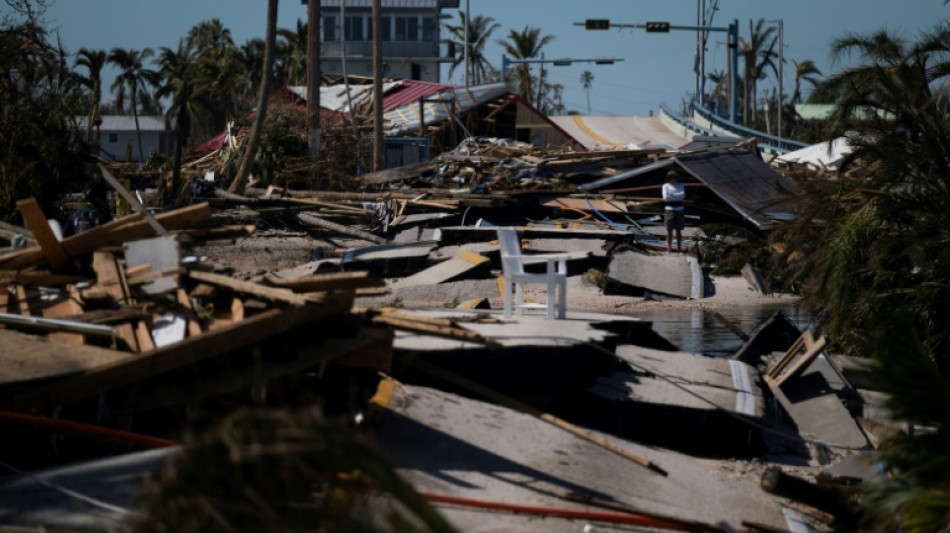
(585, 19, 610, 30)
(644, 21, 671, 33)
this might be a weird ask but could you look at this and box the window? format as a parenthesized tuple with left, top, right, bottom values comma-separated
(395, 17, 407, 41)
(108, 133, 118, 144)
(344, 16, 364, 41)
(382, 16, 391, 41)
(323, 16, 336, 42)
(407, 17, 419, 42)
(422, 17, 436, 42)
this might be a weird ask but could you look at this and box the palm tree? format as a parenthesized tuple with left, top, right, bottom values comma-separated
(706, 69, 728, 115)
(497, 25, 554, 107)
(790, 59, 822, 104)
(277, 19, 308, 86)
(156, 40, 198, 206)
(738, 19, 778, 126)
(444, 11, 501, 85)
(74, 48, 106, 146)
(770, 23, 950, 531)
(108, 47, 159, 162)
(229, 0, 279, 194)
(580, 70, 594, 115)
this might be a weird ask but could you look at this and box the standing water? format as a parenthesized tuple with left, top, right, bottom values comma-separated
(628, 301, 812, 357)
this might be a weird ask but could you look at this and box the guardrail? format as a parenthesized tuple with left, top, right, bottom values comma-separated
(688, 103, 808, 155)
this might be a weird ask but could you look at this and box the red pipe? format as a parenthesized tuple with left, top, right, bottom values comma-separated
(0, 410, 178, 449)
(417, 491, 720, 531)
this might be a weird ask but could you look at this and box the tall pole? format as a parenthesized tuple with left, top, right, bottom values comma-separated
(775, 19, 783, 140)
(372, 0, 383, 171)
(463, 0, 469, 87)
(307, 0, 322, 187)
(729, 19, 738, 124)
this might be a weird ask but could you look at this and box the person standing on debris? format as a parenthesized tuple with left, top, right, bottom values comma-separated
(62, 181, 114, 237)
(662, 171, 686, 252)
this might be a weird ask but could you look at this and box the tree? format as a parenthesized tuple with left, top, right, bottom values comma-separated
(706, 69, 729, 115)
(738, 19, 778, 126)
(444, 11, 501, 85)
(156, 40, 198, 205)
(580, 70, 594, 115)
(0, 15, 88, 221)
(790, 59, 822, 104)
(228, 0, 279, 194)
(769, 23, 950, 531)
(74, 48, 107, 146)
(497, 25, 554, 108)
(277, 19, 308, 86)
(187, 19, 247, 137)
(108, 47, 159, 163)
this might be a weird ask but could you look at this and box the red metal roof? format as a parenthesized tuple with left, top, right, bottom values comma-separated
(382, 80, 456, 110)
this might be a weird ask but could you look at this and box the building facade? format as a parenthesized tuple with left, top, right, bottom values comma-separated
(315, 0, 459, 82)
(75, 115, 171, 163)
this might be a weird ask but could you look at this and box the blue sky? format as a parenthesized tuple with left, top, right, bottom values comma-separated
(34, 0, 950, 117)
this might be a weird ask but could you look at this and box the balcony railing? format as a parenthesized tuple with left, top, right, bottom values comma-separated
(321, 41, 440, 58)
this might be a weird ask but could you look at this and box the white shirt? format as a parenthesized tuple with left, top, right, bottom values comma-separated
(662, 182, 686, 211)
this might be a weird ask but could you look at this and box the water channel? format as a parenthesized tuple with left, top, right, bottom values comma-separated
(627, 301, 813, 357)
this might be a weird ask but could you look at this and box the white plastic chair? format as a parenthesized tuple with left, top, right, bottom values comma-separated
(496, 227, 567, 319)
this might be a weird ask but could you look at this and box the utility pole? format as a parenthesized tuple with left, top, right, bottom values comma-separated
(372, 0, 384, 171)
(769, 19, 784, 140)
(307, 0, 321, 187)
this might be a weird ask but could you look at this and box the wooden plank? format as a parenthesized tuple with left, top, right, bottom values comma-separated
(769, 335, 827, 387)
(297, 212, 388, 244)
(176, 289, 203, 337)
(42, 286, 86, 345)
(92, 251, 140, 352)
(0, 328, 130, 385)
(0, 203, 211, 271)
(187, 269, 317, 307)
(4, 291, 354, 409)
(99, 164, 168, 236)
(371, 314, 501, 349)
(0, 270, 86, 287)
(16, 198, 72, 273)
(265, 271, 385, 292)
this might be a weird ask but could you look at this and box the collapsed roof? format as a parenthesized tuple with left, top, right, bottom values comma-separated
(580, 147, 800, 230)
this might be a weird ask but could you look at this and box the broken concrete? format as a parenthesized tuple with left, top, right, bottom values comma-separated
(607, 248, 703, 299)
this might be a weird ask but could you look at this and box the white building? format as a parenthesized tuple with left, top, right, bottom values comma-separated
(75, 115, 171, 163)
(315, 0, 459, 82)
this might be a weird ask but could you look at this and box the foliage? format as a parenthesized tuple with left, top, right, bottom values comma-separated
(0, 17, 90, 222)
(860, 309, 950, 532)
(443, 11, 501, 85)
(133, 407, 456, 533)
(496, 25, 555, 108)
(770, 21, 950, 531)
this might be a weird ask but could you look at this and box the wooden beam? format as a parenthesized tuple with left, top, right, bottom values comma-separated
(0, 203, 211, 271)
(15, 198, 72, 273)
(187, 270, 318, 307)
(265, 271, 385, 292)
(99, 164, 168, 236)
(42, 286, 86, 345)
(92, 252, 140, 352)
(5, 291, 355, 409)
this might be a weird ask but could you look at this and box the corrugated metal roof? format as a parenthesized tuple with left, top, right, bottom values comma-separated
(381, 80, 455, 109)
(75, 115, 167, 132)
(383, 82, 508, 134)
(581, 148, 799, 229)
